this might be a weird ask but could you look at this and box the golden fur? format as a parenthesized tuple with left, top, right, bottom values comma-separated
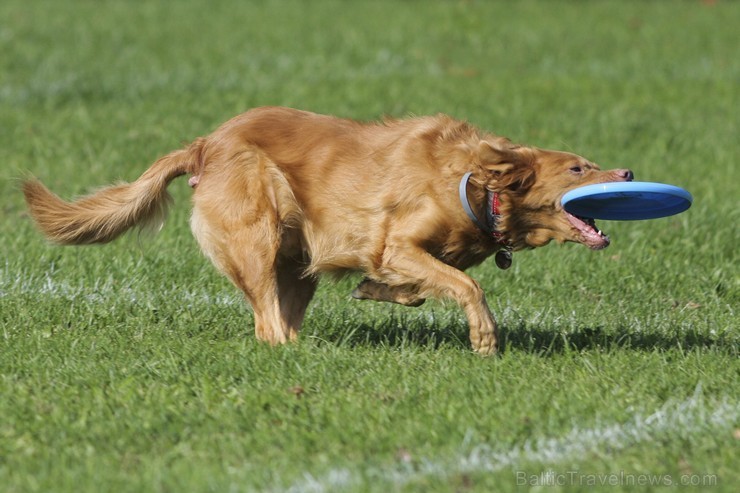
(23, 107, 633, 354)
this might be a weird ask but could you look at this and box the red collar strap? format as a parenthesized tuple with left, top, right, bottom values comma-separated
(459, 172, 507, 243)
(486, 189, 506, 244)
(459, 172, 513, 269)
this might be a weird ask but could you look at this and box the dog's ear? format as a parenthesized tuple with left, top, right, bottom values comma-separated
(478, 140, 536, 193)
(496, 163, 536, 193)
(477, 140, 517, 173)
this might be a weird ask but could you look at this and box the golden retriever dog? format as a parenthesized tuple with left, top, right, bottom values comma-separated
(23, 107, 633, 354)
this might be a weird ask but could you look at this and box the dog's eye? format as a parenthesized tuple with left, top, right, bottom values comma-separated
(569, 165, 583, 174)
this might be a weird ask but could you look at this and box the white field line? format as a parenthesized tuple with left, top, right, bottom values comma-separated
(6, 273, 737, 490)
(0, 272, 243, 307)
(275, 387, 739, 493)
(0, 271, 566, 320)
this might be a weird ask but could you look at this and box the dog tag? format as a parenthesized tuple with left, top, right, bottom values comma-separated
(495, 250, 512, 270)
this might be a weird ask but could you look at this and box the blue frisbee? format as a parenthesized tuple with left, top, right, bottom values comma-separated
(561, 182, 693, 221)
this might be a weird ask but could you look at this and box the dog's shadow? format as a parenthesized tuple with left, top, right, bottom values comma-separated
(497, 323, 730, 355)
(315, 316, 730, 355)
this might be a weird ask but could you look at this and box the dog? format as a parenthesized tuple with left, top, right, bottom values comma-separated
(23, 106, 633, 354)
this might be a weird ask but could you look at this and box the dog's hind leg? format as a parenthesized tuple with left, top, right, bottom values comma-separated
(206, 232, 315, 343)
(198, 223, 317, 344)
(201, 217, 293, 344)
(190, 151, 313, 344)
(276, 254, 318, 340)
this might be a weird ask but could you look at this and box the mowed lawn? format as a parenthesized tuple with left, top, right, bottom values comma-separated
(1, 1, 738, 492)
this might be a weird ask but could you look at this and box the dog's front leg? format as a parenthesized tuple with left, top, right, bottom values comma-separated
(375, 246, 498, 355)
(351, 278, 426, 307)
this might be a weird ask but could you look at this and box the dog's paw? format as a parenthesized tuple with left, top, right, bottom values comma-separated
(470, 322, 499, 356)
(473, 338, 498, 356)
(350, 282, 372, 301)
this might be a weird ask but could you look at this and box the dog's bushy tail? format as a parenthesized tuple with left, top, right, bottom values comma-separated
(23, 139, 205, 245)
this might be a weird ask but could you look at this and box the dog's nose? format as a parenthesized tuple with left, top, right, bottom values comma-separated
(617, 169, 634, 181)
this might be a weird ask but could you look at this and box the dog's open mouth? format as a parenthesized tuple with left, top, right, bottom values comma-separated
(566, 212, 610, 250)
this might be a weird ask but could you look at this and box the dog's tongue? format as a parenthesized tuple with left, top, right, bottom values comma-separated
(566, 213, 610, 250)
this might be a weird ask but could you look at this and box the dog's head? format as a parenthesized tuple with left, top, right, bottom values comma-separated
(476, 139, 633, 251)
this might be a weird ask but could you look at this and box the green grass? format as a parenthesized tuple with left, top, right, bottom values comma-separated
(1, 0, 738, 491)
